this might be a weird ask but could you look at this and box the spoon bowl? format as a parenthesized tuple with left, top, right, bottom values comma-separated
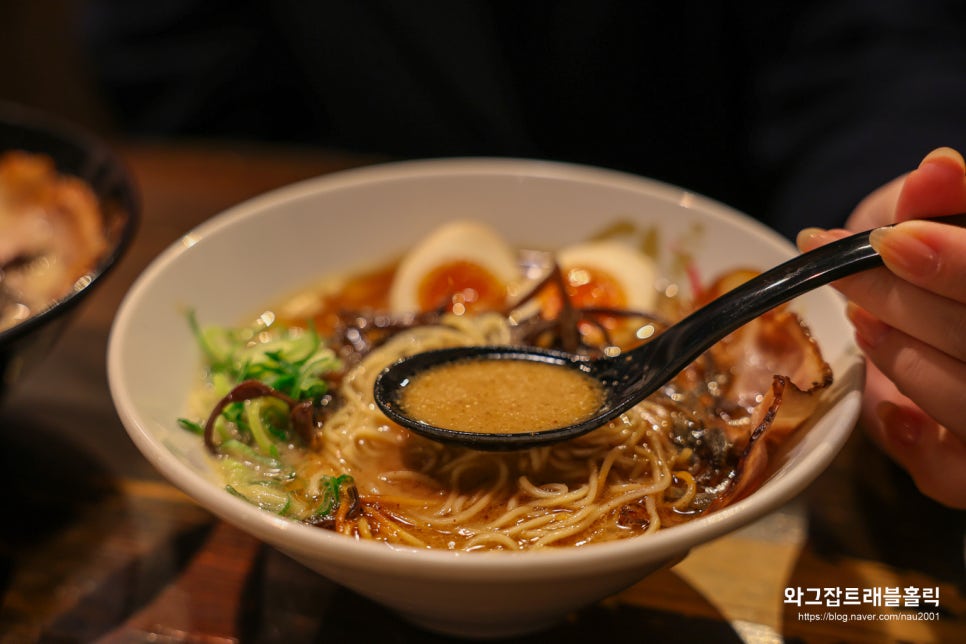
(375, 214, 966, 450)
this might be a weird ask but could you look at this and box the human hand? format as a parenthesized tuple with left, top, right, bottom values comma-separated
(797, 147, 966, 509)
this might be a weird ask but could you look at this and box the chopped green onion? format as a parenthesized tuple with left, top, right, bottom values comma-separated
(226, 482, 292, 515)
(218, 438, 280, 469)
(186, 311, 352, 523)
(244, 397, 289, 457)
(177, 418, 205, 435)
(313, 474, 355, 518)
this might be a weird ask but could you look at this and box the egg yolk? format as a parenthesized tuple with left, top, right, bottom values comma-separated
(565, 266, 627, 309)
(542, 266, 627, 318)
(539, 266, 634, 347)
(417, 260, 507, 314)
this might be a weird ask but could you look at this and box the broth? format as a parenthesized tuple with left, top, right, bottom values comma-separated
(401, 358, 604, 434)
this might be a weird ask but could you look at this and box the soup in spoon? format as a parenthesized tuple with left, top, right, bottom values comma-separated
(400, 357, 604, 434)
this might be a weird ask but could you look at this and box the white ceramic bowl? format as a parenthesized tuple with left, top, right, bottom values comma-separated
(108, 158, 862, 638)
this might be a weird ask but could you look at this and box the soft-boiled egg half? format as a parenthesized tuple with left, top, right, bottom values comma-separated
(389, 220, 522, 315)
(552, 239, 659, 312)
(541, 239, 660, 343)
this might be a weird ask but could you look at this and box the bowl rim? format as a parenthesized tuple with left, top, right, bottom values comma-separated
(109, 156, 859, 578)
(0, 101, 140, 345)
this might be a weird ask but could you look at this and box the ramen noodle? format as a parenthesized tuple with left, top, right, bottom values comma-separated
(182, 221, 832, 551)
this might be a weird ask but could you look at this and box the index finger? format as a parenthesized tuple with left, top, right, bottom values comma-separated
(895, 147, 966, 221)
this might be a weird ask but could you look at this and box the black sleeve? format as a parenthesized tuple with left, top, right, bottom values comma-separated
(81, 0, 324, 141)
(743, 0, 966, 234)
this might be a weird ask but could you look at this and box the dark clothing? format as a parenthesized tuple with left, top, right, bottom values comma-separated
(82, 0, 966, 237)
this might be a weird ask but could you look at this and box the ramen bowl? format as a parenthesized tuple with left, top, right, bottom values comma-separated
(108, 158, 861, 638)
(0, 102, 138, 399)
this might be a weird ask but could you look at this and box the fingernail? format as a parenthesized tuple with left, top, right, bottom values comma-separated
(797, 227, 851, 249)
(920, 146, 966, 172)
(876, 401, 922, 446)
(796, 227, 831, 252)
(846, 302, 891, 350)
(869, 224, 940, 279)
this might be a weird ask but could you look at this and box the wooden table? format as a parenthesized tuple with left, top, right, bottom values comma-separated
(1, 141, 963, 643)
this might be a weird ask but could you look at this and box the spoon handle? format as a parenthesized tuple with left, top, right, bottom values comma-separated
(645, 214, 966, 378)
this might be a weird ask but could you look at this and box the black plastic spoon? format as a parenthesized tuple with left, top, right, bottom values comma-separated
(374, 214, 966, 450)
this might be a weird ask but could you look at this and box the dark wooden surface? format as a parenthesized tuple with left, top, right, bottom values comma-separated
(0, 141, 963, 643)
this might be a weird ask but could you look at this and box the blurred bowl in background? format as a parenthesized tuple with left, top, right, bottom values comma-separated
(0, 101, 138, 399)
